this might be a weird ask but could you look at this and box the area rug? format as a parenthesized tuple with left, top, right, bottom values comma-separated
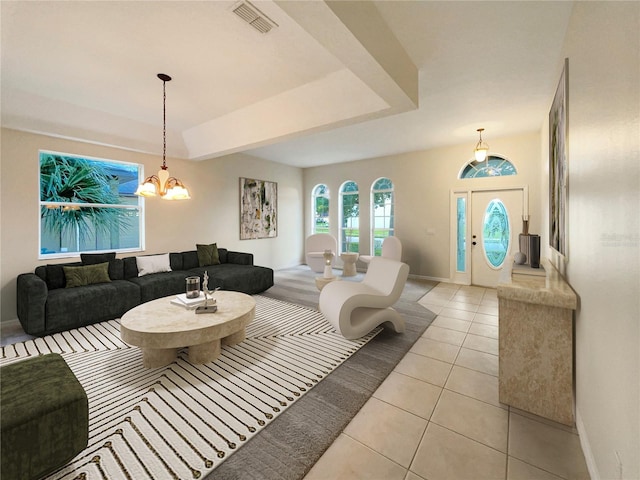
(0, 295, 379, 480)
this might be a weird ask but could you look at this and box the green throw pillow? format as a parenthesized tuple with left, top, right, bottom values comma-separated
(196, 243, 220, 267)
(63, 262, 111, 288)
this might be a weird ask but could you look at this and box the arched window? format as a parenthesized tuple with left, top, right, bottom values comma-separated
(312, 184, 329, 234)
(340, 181, 359, 253)
(460, 155, 517, 179)
(371, 177, 394, 256)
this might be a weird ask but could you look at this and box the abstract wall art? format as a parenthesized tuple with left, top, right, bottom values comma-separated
(240, 177, 277, 240)
(549, 58, 569, 256)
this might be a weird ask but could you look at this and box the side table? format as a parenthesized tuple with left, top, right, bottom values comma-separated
(340, 252, 359, 276)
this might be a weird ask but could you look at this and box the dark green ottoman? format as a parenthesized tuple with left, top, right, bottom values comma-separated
(1, 353, 88, 480)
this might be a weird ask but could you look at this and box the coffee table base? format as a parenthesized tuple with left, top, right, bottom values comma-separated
(141, 328, 247, 368)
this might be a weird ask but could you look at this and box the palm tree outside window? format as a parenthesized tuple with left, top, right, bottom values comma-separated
(39, 151, 142, 258)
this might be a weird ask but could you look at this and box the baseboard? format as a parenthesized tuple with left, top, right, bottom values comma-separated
(576, 408, 600, 480)
(408, 273, 450, 283)
(0, 318, 21, 329)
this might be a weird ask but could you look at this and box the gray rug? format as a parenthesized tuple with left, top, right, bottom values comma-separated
(207, 266, 437, 480)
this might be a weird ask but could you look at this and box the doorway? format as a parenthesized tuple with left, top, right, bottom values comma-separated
(451, 188, 525, 288)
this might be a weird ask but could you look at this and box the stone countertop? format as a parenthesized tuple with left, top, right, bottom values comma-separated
(497, 258, 577, 310)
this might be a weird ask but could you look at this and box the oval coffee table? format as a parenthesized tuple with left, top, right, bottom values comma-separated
(120, 291, 255, 368)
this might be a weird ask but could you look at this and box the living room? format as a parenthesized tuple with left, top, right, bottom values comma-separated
(1, 2, 638, 480)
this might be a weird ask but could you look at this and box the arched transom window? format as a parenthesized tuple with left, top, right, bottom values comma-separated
(312, 184, 329, 234)
(460, 155, 517, 179)
(371, 177, 395, 256)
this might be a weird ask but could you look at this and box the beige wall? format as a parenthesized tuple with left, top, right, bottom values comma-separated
(0, 129, 304, 322)
(556, 3, 639, 479)
(303, 131, 542, 279)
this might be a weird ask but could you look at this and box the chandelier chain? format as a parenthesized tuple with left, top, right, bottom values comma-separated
(162, 79, 167, 168)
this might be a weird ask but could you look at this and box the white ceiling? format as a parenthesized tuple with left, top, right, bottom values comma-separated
(1, 1, 574, 168)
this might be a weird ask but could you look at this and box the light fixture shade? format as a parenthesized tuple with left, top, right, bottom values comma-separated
(474, 143, 489, 162)
(135, 178, 159, 197)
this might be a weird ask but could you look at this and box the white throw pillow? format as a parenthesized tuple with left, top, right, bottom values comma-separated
(136, 253, 172, 277)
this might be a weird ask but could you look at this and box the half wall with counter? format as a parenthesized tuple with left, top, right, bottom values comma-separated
(497, 259, 578, 426)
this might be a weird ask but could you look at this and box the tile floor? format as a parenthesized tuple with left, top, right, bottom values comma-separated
(304, 283, 590, 480)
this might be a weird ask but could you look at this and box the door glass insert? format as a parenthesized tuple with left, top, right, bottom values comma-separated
(456, 197, 466, 272)
(482, 199, 509, 268)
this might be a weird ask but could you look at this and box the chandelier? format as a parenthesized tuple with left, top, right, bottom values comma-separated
(135, 74, 190, 200)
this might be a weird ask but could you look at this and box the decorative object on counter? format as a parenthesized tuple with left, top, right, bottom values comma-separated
(514, 252, 526, 265)
(529, 234, 541, 268)
(518, 215, 531, 266)
(185, 276, 200, 298)
(323, 249, 335, 279)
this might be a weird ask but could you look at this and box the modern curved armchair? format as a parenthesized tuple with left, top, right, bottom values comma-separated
(305, 233, 337, 273)
(319, 257, 409, 340)
(360, 236, 402, 265)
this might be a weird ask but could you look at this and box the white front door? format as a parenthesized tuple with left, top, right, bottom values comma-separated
(470, 189, 523, 287)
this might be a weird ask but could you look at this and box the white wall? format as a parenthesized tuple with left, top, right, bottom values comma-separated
(303, 131, 541, 280)
(554, 3, 639, 479)
(0, 128, 304, 322)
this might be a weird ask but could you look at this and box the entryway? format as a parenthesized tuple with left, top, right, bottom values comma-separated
(451, 188, 525, 288)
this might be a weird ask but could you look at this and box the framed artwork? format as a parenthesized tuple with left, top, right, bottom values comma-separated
(549, 58, 569, 256)
(239, 177, 277, 239)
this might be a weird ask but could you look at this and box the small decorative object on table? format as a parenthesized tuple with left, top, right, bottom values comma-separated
(196, 270, 218, 314)
(185, 276, 200, 298)
(323, 249, 335, 279)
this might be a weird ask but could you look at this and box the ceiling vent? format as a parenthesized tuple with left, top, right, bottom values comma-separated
(232, 1, 278, 34)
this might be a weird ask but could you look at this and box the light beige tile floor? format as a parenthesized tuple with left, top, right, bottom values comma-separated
(304, 283, 590, 480)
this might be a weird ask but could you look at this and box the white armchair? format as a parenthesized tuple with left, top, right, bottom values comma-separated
(360, 236, 402, 265)
(319, 257, 409, 340)
(305, 233, 337, 273)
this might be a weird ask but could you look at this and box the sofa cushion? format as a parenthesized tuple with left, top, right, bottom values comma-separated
(196, 243, 220, 267)
(38, 262, 82, 290)
(169, 252, 183, 271)
(63, 263, 111, 288)
(217, 248, 228, 264)
(80, 252, 115, 264)
(181, 251, 199, 270)
(45, 280, 140, 333)
(191, 264, 273, 295)
(80, 252, 123, 280)
(128, 271, 192, 304)
(136, 253, 171, 277)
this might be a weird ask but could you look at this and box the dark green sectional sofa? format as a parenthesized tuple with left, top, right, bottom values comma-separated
(16, 248, 274, 337)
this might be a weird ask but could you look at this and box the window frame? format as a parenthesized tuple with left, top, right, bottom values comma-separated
(370, 177, 395, 256)
(339, 180, 359, 253)
(38, 150, 145, 260)
(459, 154, 517, 179)
(311, 184, 330, 234)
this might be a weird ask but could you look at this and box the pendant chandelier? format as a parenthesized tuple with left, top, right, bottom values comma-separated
(474, 127, 490, 162)
(135, 73, 190, 200)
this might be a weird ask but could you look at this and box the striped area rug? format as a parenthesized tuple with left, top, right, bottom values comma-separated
(1, 296, 378, 480)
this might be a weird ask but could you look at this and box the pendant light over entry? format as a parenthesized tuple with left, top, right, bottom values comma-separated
(474, 128, 490, 163)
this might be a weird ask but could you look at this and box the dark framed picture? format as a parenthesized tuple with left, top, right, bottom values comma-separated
(549, 58, 569, 256)
(239, 177, 277, 240)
